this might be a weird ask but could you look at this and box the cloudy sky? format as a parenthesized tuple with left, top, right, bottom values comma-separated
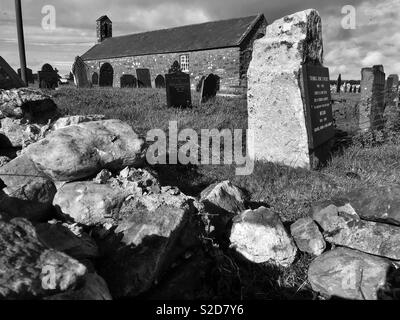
(0, 0, 399, 78)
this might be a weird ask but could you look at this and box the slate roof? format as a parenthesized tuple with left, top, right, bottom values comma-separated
(82, 14, 265, 60)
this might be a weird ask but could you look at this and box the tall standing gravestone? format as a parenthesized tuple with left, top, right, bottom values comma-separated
(248, 9, 333, 169)
(71, 56, 91, 88)
(0, 56, 25, 89)
(165, 61, 191, 108)
(136, 68, 151, 88)
(385, 74, 399, 108)
(359, 65, 386, 131)
(38, 64, 59, 89)
(384, 74, 399, 130)
(200, 74, 220, 103)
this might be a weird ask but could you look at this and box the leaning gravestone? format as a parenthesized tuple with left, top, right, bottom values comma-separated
(0, 56, 25, 89)
(136, 68, 151, 88)
(359, 65, 386, 131)
(248, 9, 333, 169)
(165, 61, 191, 108)
(71, 56, 91, 88)
(200, 74, 219, 103)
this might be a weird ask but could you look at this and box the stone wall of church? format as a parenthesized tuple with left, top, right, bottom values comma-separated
(84, 47, 244, 93)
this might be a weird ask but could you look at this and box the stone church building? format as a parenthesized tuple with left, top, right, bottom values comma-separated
(81, 14, 267, 93)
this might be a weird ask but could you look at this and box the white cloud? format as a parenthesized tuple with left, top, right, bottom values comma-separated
(361, 51, 385, 66)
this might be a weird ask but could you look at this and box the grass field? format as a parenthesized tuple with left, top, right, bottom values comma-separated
(51, 86, 400, 299)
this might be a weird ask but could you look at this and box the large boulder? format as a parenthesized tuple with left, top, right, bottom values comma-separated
(24, 119, 145, 182)
(312, 204, 400, 260)
(290, 217, 326, 256)
(0, 154, 57, 222)
(0, 88, 57, 122)
(229, 207, 297, 267)
(95, 187, 201, 298)
(0, 218, 87, 299)
(308, 248, 393, 300)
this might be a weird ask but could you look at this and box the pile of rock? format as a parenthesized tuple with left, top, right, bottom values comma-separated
(0, 88, 58, 149)
(0, 88, 203, 300)
(199, 180, 400, 300)
(295, 186, 400, 300)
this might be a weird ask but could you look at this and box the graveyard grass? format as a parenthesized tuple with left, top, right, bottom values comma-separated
(53, 86, 400, 299)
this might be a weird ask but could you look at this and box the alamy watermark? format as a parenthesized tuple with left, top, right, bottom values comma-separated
(41, 5, 56, 31)
(341, 5, 356, 29)
(146, 121, 255, 176)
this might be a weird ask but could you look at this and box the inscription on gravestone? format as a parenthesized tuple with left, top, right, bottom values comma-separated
(165, 62, 191, 108)
(302, 64, 335, 149)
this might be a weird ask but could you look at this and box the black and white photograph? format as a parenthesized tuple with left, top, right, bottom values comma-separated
(1, 0, 400, 310)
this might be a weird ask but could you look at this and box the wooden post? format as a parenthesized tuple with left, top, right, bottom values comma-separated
(15, 0, 27, 86)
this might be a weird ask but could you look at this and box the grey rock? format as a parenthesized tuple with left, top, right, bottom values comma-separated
(290, 217, 326, 256)
(308, 247, 392, 300)
(312, 204, 400, 260)
(0, 218, 87, 299)
(24, 119, 145, 182)
(0, 154, 57, 222)
(230, 207, 297, 267)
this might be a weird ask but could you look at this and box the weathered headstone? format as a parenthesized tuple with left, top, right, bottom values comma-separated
(38, 63, 59, 89)
(0, 56, 25, 89)
(17, 68, 34, 84)
(248, 9, 333, 169)
(92, 72, 99, 85)
(384, 74, 399, 130)
(136, 68, 151, 88)
(165, 61, 191, 108)
(385, 74, 399, 108)
(120, 74, 137, 88)
(71, 56, 91, 88)
(359, 65, 386, 131)
(200, 74, 219, 103)
(155, 75, 165, 88)
(336, 74, 341, 93)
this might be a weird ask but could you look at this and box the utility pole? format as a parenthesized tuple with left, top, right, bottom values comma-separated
(15, 0, 27, 86)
